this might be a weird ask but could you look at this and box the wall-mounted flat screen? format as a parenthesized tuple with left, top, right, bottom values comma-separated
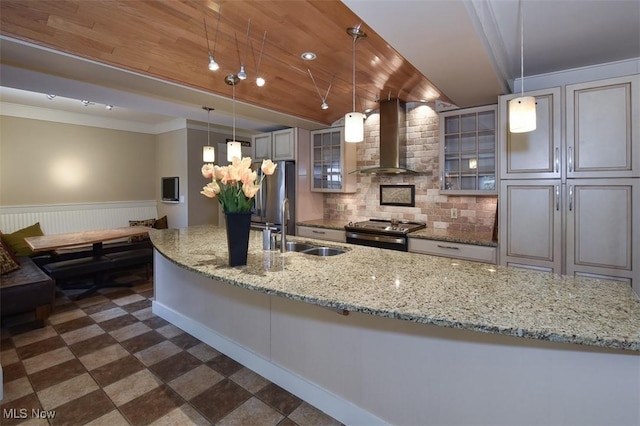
(162, 176, 179, 202)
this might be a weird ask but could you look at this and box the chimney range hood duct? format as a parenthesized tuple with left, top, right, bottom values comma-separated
(352, 98, 417, 174)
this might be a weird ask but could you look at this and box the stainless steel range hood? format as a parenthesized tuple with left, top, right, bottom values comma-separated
(352, 98, 417, 174)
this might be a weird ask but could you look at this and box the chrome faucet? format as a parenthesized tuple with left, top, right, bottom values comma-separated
(281, 198, 289, 253)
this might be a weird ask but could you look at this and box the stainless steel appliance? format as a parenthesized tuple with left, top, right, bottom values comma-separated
(344, 219, 426, 251)
(251, 160, 296, 235)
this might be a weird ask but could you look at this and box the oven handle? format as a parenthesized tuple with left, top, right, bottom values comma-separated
(346, 232, 405, 245)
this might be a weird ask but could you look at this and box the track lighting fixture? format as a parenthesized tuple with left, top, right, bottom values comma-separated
(203, 5, 221, 72)
(307, 69, 334, 110)
(344, 24, 367, 143)
(252, 31, 267, 87)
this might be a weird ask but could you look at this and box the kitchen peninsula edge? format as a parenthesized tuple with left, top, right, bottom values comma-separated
(150, 225, 640, 425)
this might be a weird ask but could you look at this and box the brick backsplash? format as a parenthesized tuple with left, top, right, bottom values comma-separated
(324, 103, 498, 233)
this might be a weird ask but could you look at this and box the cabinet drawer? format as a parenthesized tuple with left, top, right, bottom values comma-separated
(296, 226, 345, 243)
(408, 238, 497, 264)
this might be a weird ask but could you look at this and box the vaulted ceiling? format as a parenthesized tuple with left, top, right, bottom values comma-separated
(1, 0, 638, 132)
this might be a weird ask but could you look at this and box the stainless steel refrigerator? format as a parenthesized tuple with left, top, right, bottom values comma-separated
(251, 160, 296, 235)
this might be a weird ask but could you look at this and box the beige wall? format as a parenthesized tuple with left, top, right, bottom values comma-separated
(0, 116, 156, 206)
(156, 128, 188, 228)
(187, 127, 223, 227)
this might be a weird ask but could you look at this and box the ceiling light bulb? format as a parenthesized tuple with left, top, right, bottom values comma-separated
(208, 53, 219, 71)
(321, 102, 328, 110)
(301, 52, 316, 61)
(256, 76, 265, 87)
(105, 105, 113, 110)
(237, 65, 247, 80)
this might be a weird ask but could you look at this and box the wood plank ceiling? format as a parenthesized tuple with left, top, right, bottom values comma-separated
(0, 0, 450, 126)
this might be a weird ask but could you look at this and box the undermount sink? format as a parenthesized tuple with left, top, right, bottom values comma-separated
(277, 241, 346, 256)
(279, 241, 316, 252)
(301, 247, 346, 256)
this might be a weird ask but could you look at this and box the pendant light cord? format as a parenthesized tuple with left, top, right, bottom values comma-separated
(519, 0, 524, 97)
(352, 34, 356, 111)
(232, 82, 236, 142)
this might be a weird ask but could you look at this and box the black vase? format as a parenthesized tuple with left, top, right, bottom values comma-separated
(224, 211, 252, 266)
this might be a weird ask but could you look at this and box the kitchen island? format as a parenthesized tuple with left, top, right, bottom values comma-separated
(150, 225, 640, 425)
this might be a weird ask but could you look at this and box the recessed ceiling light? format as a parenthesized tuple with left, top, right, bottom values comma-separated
(301, 52, 316, 61)
(46, 94, 56, 100)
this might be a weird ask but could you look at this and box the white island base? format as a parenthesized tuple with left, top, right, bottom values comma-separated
(152, 252, 639, 425)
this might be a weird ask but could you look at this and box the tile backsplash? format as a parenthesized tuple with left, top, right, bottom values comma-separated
(324, 103, 497, 233)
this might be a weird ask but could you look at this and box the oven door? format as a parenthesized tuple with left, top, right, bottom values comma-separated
(346, 231, 408, 251)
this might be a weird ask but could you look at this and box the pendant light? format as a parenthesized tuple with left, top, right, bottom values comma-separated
(509, 0, 536, 133)
(225, 74, 243, 162)
(344, 25, 367, 143)
(202, 106, 215, 163)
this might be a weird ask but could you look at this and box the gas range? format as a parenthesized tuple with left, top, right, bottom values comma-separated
(344, 219, 426, 251)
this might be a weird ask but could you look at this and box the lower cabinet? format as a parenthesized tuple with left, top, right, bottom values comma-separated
(296, 225, 346, 243)
(408, 238, 497, 264)
(500, 178, 638, 291)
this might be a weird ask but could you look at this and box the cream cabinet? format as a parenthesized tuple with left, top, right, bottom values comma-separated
(296, 226, 346, 243)
(252, 128, 296, 161)
(566, 75, 639, 178)
(310, 127, 357, 193)
(498, 74, 639, 293)
(408, 238, 497, 264)
(499, 87, 562, 180)
(439, 105, 497, 195)
(499, 180, 562, 273)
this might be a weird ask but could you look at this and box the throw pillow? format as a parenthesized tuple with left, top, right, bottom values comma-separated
(1, 222, 44, 256)
(129, 218, 155, 242)
(153, 215, 168, 230)
(0, 239, 20, 275)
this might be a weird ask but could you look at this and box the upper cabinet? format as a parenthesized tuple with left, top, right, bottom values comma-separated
(439, 105, 497, 195)
(499, 87, 562, 180)
(566, 75, 639, 178)
(310, 127, 357, 193)
(252, 128, 297, 161)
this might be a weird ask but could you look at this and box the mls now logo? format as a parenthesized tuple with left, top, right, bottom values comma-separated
(4, 409, 56, 419)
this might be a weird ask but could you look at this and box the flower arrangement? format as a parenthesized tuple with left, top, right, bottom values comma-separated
(201, 157, 277, 213)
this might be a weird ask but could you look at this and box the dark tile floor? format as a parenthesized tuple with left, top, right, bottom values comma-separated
(1, 268, 342, 425)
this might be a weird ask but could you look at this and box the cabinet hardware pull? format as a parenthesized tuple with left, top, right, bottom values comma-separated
(569, 185, 574, 211)
(568, 146, 573, 172)
(555, 147, 559, 173)
(555, 185, 560, 211)
(312, 230, 326, 234)
(437, 244, 459, 250)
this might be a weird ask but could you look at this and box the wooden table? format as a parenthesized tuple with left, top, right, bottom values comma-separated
(25, 226, 150, 254)
(25, 227, 151, 299)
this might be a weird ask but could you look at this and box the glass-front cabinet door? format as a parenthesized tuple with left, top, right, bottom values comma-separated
(439, 105, 497, 195)
(310, 127, 356, 193)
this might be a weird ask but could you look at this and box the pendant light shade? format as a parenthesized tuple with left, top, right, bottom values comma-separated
(509, 96, 536, 133)
(227, 141, 242, 162)
(203, 146, 215, 162)
(345, 25, 366, 143)
(509, 0, 536, 134)
(345, 112, 365, 142)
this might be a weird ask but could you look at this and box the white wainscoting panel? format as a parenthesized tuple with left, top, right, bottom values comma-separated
(0, 200, 158, 234)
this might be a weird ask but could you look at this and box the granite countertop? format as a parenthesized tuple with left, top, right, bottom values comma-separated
(297, 219, 497, 247)
(150, 225, 640, 352)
